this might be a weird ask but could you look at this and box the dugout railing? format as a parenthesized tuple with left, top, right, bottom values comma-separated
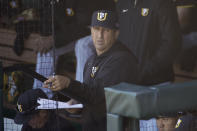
(105, 81, 197, 131)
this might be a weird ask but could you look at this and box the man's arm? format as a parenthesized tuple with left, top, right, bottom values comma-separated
(63, 58, 138, 105)
(44, 54, 138, 105)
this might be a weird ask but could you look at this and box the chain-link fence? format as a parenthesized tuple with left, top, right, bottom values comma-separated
(1, 0, 197, 131)
(0, 0, 76, 130)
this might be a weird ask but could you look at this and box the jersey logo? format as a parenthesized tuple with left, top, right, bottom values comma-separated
(97, 12, 108, 21)
(17, 103, 23, 112)
(66, 8, 74, 16)
(91, 66, 99, 78)
(10, 1, 18, 8)
(175, 119, 182, 128)
(122, 9, 128, 13)
(141, 8, 149, 16)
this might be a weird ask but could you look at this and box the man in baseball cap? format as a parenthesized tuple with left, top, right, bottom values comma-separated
(14, 89, 75, 131)
(89, 10, 120, 56)
(14, 89, 47, 125)
(44, 10, 138, 131)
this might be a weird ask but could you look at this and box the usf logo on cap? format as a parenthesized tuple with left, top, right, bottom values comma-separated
(97, 12, 108, 21)
(66, 8, 74, 16)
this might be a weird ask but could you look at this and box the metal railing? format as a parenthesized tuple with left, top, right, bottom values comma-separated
(105, 81, 197, 131)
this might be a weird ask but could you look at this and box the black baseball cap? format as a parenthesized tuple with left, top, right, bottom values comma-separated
(90, 10, 119, 29)
(14, 89, 47, 124)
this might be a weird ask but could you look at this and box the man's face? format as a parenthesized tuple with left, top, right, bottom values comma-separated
(28, 110, 48, 129)
(91, 26, 119, 55)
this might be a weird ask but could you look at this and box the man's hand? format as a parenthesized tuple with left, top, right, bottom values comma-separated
(43, 75, 71, 91)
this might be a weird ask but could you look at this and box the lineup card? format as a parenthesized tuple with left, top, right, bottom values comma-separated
(37, 98, 83, 109)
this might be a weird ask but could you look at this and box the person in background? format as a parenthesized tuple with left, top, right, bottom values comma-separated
(74, 35, 94, 83)
(176, 1, 197, 72)
(173, 112, 197, 131)
(116, 0, 182, 130)
(14, 88, 75, 131)
(31, 0, 89, 97)
(173, 1, 197, 131)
